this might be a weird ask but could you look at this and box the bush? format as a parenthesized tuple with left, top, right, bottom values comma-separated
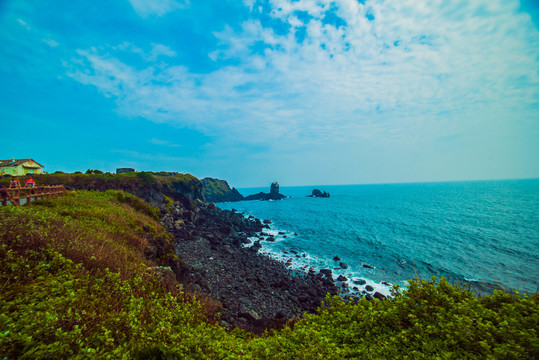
(0, 191, 232, 358)
(246, 277, 538, 359)
(136, 171, 157, 185)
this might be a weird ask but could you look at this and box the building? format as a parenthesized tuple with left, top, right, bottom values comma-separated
(0, 158, 44, 177)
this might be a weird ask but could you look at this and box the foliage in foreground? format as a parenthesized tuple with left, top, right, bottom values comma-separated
(0, 191, 537, 359)
(252, 279, 538, 359)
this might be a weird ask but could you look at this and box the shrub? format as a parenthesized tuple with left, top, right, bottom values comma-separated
(136, 171, 157, 185)
(0, 191, 233, 358)
(163, 195, 174, 211)
(246, 277, 538, 359)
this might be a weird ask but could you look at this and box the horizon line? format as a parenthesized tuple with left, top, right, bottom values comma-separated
(234, 176, 539, 189)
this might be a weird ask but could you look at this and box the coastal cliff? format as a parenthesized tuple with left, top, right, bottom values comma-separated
(201, 177, 244, 203)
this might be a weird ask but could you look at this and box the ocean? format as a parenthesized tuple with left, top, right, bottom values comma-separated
(217, 179, 539, 297)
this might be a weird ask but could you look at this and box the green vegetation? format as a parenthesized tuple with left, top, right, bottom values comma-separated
(257, 281, 538, 359)
(163, 195, 175, 212)
(1, 191, 537, 359)
(0, 171, 196, 188)
(0, 191, 230, 358)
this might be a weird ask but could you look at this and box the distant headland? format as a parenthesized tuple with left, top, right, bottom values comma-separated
(201, 179, 331, 202)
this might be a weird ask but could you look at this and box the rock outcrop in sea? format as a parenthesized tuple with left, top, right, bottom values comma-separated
(244, 182, 286, 201)
(307, 189, 330, 198)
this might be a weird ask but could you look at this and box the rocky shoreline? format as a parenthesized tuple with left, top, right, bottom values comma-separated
(29, 173, 387, 332)
(160, 199, 338, 333)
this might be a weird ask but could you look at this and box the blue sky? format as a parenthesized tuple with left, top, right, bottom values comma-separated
(1, 0, 538, 187)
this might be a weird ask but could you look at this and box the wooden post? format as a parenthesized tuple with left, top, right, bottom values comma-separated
(1, 189, 7, 206)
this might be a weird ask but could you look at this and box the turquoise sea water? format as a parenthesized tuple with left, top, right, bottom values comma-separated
(217, 179, 539, 296)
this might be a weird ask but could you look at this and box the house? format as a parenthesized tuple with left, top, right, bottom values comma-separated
(0, 158, 44, 177)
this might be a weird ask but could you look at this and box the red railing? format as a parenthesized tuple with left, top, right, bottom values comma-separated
(0, 185, 67, 206)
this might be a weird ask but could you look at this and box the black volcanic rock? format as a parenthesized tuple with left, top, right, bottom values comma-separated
(320, 269, 332, 277)
(161, 197, 337, 333)
(308, 189, 330, 198)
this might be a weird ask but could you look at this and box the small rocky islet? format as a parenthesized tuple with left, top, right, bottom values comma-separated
(307, 188, 330, 198)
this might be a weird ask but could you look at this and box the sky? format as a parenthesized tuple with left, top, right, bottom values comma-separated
(1, 0, 538, 188)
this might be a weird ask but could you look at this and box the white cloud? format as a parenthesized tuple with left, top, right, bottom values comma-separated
(149, 138, 180, 147)
(43, 38, 59, 47)
(16, 18, 31, 30)
(128, 0, 189, 17)
(114, 42, 176, 62)
(148, 43, 177, 60)
(68, 0, 539, 153)
(243, 0, 256, 11)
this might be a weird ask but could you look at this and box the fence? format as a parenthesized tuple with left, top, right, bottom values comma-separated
(0, 185, 67, 206)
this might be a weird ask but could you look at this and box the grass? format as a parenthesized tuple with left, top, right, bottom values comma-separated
(0, 190, 537, 359)
(0, 191, 163, 277)
(0, 190, 234, 358)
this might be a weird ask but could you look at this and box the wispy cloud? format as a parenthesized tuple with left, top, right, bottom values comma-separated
(115, 42, 177, 61)
(16, 18, 31, 30)
(128, 0, 189, 18)
(42, 38, 59, 47)
(149, 138, 180, 147)
(66, 0, 539, 153)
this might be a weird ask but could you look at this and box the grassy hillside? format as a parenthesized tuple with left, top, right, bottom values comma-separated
(0, 191, 229, 358)
(1, 191, 537, 359)
(1, 172, 203, 205)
